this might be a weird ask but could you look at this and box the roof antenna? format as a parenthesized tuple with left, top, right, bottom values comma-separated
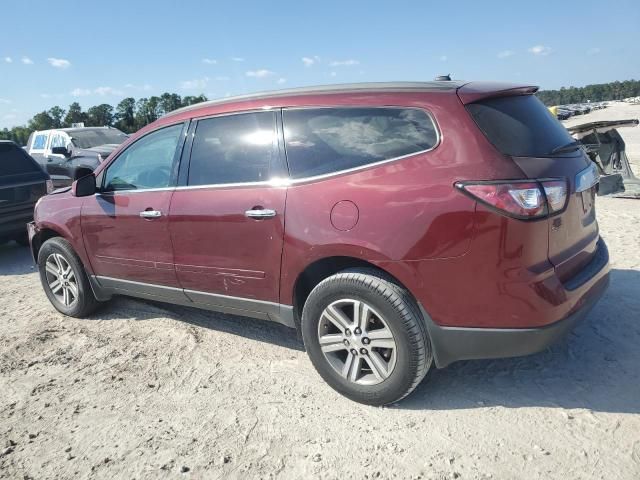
(434, 74, 451, 81)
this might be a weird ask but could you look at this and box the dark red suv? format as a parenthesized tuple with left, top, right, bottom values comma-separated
(29, 81, 610, 405)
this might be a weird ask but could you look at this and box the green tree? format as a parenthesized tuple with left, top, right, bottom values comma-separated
(181, 95, 208, 107)
(48, 106, 66, 128)
(64, 102, 86, 126)
(86, 104, 114, 126)
(114, 97, 137, 133)
(159, 93, 182, 115)
(28, 111, 55, 131)
(134, 96, 163, 129)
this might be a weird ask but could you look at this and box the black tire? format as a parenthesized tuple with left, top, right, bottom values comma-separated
(37, 237, 101, 317)
(301, 268, 432, 406)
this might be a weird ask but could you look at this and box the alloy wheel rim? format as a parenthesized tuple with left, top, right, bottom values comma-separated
(44, 253, 78, 307)
(317, 299, 397, 385)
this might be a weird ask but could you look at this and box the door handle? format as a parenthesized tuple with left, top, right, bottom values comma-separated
(245, 208, 276, 219)
(139, 210, 162, 219)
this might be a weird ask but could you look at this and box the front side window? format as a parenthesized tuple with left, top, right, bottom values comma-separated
(188, 111, 278, 186)
(103, 124, 183, 191)
(50, 135, 66, 149)
(283, 107, 438, 179)
(32, 134, 47, 150)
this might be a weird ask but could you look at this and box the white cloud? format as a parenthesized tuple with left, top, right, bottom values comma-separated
(302, 55, 320, 67)
(40, 94, 51, 99)
(71, 88, 91, 97)
(329, 59, 359, 67)
(2, 114, 17, 120)
(202, 58, 217, 64)
(246, 69, 275, 78)
(497, 50, 515, 59)
(4, 57, 12, 63)
(0, 98, 11, 104)
(528, 45, 552, 56)
(71, 86, 123, 97)
(214, 76, 230, 81)
(47, 57, 71, 69)
(277, 77, 286, 84)
(330, 71, 337, 77)
(94, 86, 123, 96)
(440, 55, 448, 62)
(231, 57, 245, 62)
(125, 83, 153, 91)
(21, 56, 34, 65)
(180, 77, 209, 90)
(587, 47, 601, 55)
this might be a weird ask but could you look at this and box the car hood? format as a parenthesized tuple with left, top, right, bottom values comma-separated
(76, 144, 120, 157)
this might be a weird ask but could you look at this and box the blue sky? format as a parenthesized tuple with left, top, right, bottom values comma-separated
(1, 0, 638, 128)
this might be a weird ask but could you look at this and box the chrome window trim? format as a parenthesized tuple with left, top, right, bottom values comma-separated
(282, 105, 441, 185)
(101, 105, 441, 193)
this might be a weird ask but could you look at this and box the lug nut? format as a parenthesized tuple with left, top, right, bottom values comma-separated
(350, 349, 358, 356)
(354, 327, 362, 335)
(345, 329, 351, 336)
(360, 348, 368, 355)
(343, 339, 350, 346)
(362, 337, 370, 345)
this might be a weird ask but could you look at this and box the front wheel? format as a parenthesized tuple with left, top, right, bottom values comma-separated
(37, 237, 101, 317)
(301, 268, 432, 406)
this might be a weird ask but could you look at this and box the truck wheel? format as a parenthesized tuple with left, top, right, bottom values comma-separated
(301, 268, 432, 406)
(37, 237, 101, 318)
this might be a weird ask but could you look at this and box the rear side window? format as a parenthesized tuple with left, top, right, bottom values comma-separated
(466, 95, 575, 157)
(188, 111, 278, 186)
(0, 143, 42, 175)
(283, 107, 438, 179)
(32, 134, 47, 150)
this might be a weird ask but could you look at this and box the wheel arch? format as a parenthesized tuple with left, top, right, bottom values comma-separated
(291, 256, 415, 331)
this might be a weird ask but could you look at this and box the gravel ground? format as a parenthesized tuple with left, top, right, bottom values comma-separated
(1, 104, 639, 480)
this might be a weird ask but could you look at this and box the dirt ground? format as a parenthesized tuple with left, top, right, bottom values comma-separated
(1, 103, 639, 480)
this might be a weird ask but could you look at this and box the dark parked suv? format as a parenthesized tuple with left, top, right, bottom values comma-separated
(1, 141, 52, 245)
(28, 82, 610, 405)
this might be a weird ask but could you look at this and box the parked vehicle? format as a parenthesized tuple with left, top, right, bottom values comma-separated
(0, 141, 52, 245)
(570, 119, 640, 197)
(26, 126, 128, 187)
(28, 82, 610, 405)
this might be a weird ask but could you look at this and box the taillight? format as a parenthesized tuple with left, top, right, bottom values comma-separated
(46, 179, 54, 194)
(455, 179, 567, 220)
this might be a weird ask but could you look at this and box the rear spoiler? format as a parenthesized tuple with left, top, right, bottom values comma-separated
(456, 82, 539, 105)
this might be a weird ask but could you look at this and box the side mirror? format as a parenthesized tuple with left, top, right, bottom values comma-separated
(51, 146, 71, 157)
(72, 173, 96, 197)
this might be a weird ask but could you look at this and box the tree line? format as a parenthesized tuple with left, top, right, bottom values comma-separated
(0, 93, 208, 146)
(536, 79, 640, 106)
(2, 79, 640, 146)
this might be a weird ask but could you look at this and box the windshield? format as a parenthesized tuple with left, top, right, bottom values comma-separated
(69, 129, 128, 149)
(466, 95, 575, 157)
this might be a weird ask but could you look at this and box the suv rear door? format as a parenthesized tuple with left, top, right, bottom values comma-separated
(168, 110, 288, 310)
(464, 92, 599, 282)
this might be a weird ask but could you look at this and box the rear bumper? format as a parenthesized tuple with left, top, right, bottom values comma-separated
(424, 239, 610, 367)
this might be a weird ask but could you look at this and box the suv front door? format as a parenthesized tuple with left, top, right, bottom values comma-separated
(169, 111, 288, 313)
(81, 122, 187, 291)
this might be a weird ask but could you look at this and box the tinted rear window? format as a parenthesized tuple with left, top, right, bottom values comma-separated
(466, 95, 575, 157)
(283, 107, 438, 179)
(0, 143, 42, 176)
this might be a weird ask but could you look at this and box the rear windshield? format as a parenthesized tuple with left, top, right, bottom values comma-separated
(466, 95, 575, 157)
(70, 129, 128, 149)
(0, 143, 42, 176)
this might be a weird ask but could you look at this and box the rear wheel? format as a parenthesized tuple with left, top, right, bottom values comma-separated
(37, 237, 101, 317)
(301, 268, 432, 405)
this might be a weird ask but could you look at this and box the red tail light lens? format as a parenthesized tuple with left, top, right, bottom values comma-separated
(456, 179, 567, 220)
